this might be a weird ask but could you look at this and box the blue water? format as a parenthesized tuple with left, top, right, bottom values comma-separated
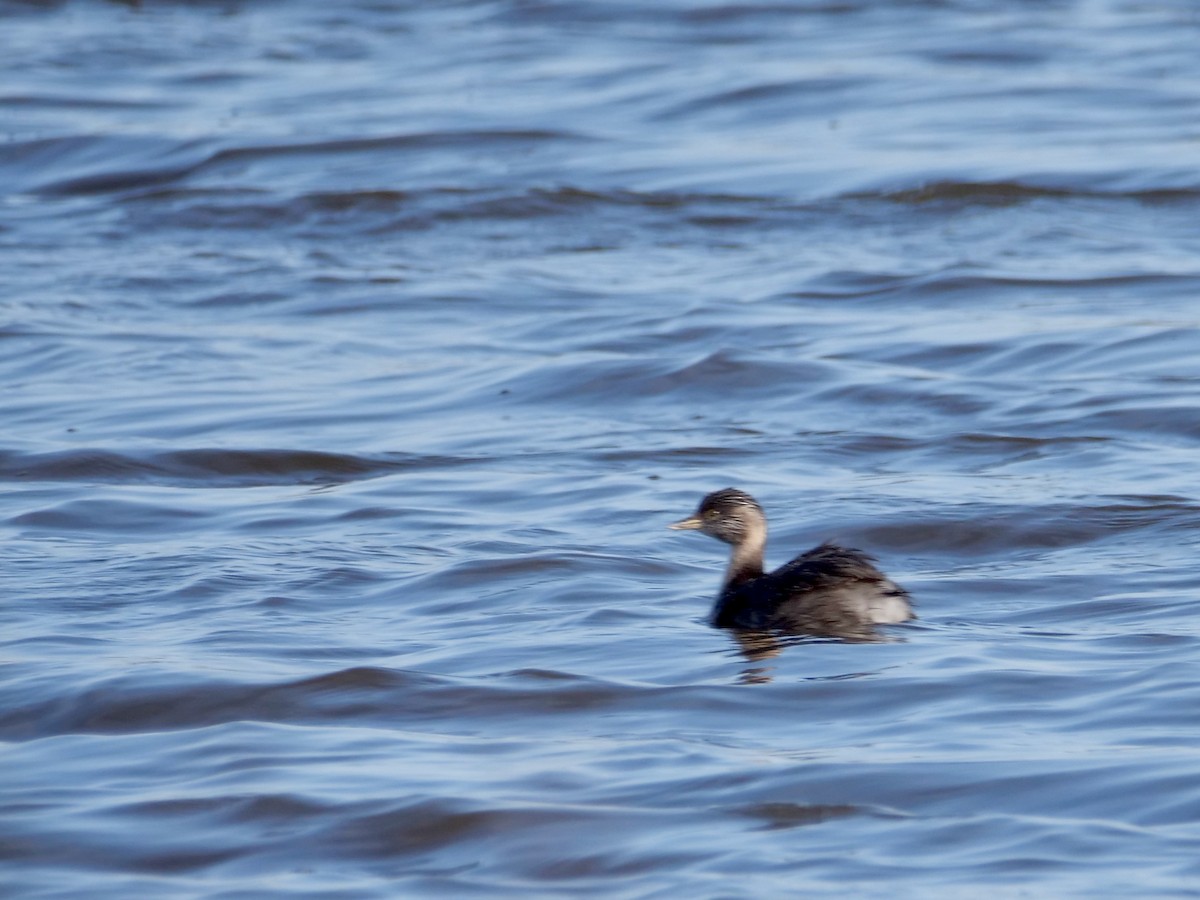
(5, 1, 1200, 896)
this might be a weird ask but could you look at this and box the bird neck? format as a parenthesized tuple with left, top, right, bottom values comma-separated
(725, 520, 766, 587)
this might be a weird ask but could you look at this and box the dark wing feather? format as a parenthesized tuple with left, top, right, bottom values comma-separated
(771, 542, 895, 591)
(712, 542, 913, 635)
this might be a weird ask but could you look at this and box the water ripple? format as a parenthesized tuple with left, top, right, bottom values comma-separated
(6, 0, 1200, 895)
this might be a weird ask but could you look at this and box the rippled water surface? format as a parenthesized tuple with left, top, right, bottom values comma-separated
(5, 0, 1200, 896)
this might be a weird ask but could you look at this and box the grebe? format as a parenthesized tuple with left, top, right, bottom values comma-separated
(670, 488, 913, 635)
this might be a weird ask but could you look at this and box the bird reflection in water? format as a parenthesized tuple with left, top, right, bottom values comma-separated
(728, 629, 890, 684)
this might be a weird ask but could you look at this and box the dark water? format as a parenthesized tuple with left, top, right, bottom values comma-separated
(5, 0, 1200, 895)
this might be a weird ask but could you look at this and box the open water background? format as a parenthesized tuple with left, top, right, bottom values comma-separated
(5, 0, 1200, 896)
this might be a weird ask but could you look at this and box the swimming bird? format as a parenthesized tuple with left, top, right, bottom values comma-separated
(669, 488, 913, 635)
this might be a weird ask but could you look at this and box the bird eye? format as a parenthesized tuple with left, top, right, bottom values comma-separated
(705, 509, 718, 519)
